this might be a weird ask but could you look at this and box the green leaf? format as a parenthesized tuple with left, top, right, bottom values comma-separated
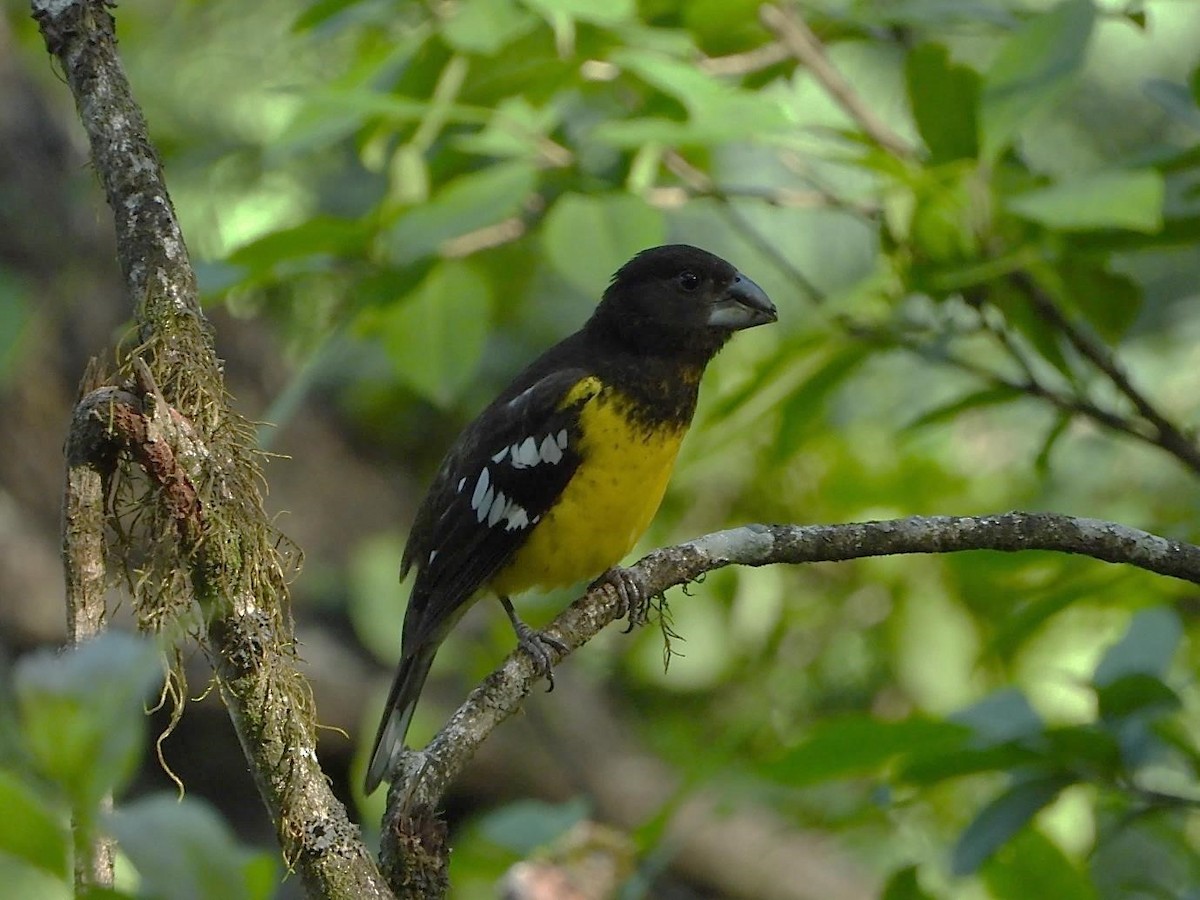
(292, 0, 363, 31)
(14, 633, 160, 811)
(541, 193, 665, 295)
(371, 258, 492, 406)
(475, 798, 590, 854)
(905, 386, 1022, 431)
(592, 48, 791, 147)
(1056, 258, 1142, 343)
(773, 346, 870, 460)
(454, 97, 563, 161)
(853, 1, 1020, 29)
(882, 865, 937, 900)
(905, 43, 980, 163)
(980, 0, 1096, 161)
(441, 0, 539, 55)
(952, 688, 1043, 745)
(1034, 411, 1070, 474)
(1042, 725, 1122, 774)
(108, 795, 277, 900)
(984, 575, 1102, 661)
(589, 117, 698, 148)
(387, 144, 430, 206)
(1095, 673, 1181, 721)
(983, 828, 1097, 900)
(1006, 170, 1164, 233)
(762, 716, 969, 788)
(0, 770, 69, 878)
(228, 216, 367, 273)
(951, 775, 1070, 875)
(899, 742, 1042, 786)
(521, 0, 635, 27)
(898, 691, 1048, 784)
(1143, 79, 1200, 132)
(380, 161, 538, 265)
(0, 853, 71, 900)
(1092, 607, 1182, 688)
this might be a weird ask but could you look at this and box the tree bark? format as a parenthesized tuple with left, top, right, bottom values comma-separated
(36, 2, 391, 896)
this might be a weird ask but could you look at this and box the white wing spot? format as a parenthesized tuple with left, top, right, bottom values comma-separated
(514, 436, 540, 468)
(556, 429, 569, 449)
(471, 468, 490, 512)
(539, 434, 563, 465)
(456, 476, 466, 493)
(428, 550, 438, 564)
(487, 490, 508, 526)
(491, 448, 508, 463)
(477, 485, 495, 523)
(505, 503, 530, 531)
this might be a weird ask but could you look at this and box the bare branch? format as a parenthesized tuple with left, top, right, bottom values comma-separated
(699, 40, 790, 76)
(1011, 271, 1200, 476)
(760, 4, 914, 159)
(63, 380, 124, 645)
(382, 511, 1200, 827)
(844, 312, 1195, 469)
(62, 371, 123, 892)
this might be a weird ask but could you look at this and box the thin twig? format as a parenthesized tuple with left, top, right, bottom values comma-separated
(699, 40, 790, 76)
(847, 318, 1181, 459)
(760, 4, 914, 159)
(1011, 271, 1200, 475)
(659, 149, 830, 302)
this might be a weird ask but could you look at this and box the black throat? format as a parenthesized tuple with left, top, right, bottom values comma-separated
(579, 322, 711, 430)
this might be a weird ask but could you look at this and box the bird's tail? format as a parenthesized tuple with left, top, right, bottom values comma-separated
(364, 644, 437, 794)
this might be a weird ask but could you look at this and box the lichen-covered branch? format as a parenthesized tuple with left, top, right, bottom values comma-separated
(387, 511, 1200, 823)
(36, 2, 389, 896)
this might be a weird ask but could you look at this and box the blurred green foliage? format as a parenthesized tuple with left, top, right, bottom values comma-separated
(9, 0, 1200, 896)
(0, 633, 276, 899)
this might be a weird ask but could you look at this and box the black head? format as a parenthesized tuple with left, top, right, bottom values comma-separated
(586, 245, 777, 362)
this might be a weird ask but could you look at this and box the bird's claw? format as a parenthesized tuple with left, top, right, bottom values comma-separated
(591, 566, 650, 632)
(513, 621, 567, 692)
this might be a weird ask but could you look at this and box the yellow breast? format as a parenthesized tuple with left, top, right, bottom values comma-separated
(489, 377, 686, 597)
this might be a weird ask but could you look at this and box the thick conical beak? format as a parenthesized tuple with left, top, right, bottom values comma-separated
(707, 272, 777, 330)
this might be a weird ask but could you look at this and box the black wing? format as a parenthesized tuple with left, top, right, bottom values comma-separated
(399, 368, 593, 653)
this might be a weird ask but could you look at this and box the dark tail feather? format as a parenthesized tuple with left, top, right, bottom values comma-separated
(364, 645, 437, 794)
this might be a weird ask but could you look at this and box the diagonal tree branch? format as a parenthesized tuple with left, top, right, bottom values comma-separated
(387, 511, 1200, 824)
(34, 1, 390, 896)
(760, 4, 914, 159)
(1010, 271, 1200, 476)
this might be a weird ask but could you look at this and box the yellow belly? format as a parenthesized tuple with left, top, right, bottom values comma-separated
(489, 378, 685, 596)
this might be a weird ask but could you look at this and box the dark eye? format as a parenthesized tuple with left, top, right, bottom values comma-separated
(677, 270, 701, 292)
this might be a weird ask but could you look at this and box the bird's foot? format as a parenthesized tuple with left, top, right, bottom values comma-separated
(500, 595, 567, 692)
(591, 566, 650, 633)
(512, 619, 568, 691)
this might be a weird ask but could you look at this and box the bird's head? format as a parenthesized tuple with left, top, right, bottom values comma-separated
(589, 244, 777, 361)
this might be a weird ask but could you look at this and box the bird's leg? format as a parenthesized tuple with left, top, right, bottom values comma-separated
(590, 566, 650, 633)
(499, 595, 568, 691)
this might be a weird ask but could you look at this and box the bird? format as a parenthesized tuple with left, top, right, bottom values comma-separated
(364, 244, 777, 794)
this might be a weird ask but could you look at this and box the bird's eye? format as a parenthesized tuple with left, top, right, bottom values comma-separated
(678, 270, 701, 292)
